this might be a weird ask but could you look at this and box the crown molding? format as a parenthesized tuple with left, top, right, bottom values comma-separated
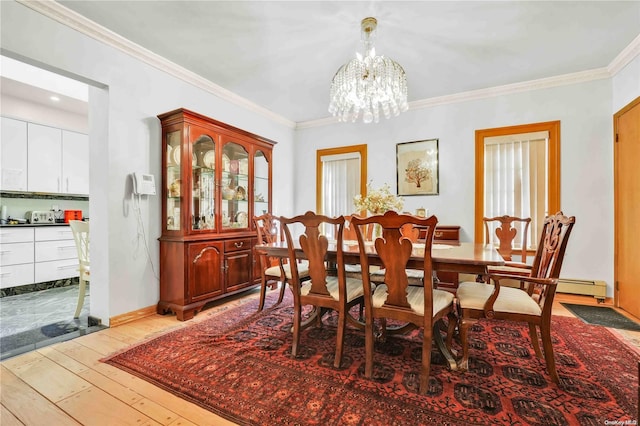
(409, 67, 611, 110)
(608, 33, 640, 75)
(18, 0, 296, 129)
(296, 116, 339, 130)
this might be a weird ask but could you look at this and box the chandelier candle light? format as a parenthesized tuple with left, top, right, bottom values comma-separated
(329, 17, 408, 124)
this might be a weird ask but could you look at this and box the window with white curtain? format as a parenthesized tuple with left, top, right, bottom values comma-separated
(316, 145, 367, 238)
(483, 131, 548, 249)
(475, 121, 560, 255)
(320, 152, 361, 217)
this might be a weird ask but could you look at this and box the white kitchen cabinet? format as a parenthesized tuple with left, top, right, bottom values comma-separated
(0, 117, 28, 191)
(27, 122, 62, 193)
(0, 263, 34, 288)
(0, 225, 80, 289)
(0, 227, 35, 288)
(8, 118, 90, 195)
(34, 259, 78, 282)
(34, 226, 78, 282)
(62, 130, 89, 195)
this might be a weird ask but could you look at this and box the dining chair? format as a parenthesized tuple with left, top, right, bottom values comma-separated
(456, 212, 576, 383)
(280, 211, 365, 368)
(69, 220, 90, 319)
(253, 213, 309, 311)
(351, 211, 456, 395)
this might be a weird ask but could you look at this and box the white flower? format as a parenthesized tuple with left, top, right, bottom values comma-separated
(353, 183, 404, 214)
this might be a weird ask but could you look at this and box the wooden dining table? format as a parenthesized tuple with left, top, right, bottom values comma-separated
(255, 240, 505, 370)
(255, 240, 505, 277)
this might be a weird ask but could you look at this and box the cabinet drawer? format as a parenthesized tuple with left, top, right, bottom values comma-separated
(0, 242, 34, 266)
(35, 226, 73, 241)
(224, 238, 252, 252)
(434, 226, 460, 241)
(35, 240, 77, 262)
(0, 263, 34, 288)
(0, 227, 34, 243)
(35, 259, 78, 282)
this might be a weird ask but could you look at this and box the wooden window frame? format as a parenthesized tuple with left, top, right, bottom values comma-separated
(474, 121, 561, 245)
(316, 144, 367, 214)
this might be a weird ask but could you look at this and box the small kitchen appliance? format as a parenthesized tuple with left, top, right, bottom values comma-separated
(64, 210, 82, 223)
(25, 210, 55, 224)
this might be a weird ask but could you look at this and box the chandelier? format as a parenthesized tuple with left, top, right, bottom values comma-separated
(329, 17, 408, 124)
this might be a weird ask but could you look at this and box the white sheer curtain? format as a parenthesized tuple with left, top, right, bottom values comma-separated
(321, 153, 361, 217)
(484, 131, 547, 249)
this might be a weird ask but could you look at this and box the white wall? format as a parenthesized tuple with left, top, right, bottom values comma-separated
(612, 54, 640, 112)
(1, 1, 295, 323)
(296, 78, 620, 295)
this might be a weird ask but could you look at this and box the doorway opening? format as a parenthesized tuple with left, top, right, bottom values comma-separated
(0, 55, 104, 359)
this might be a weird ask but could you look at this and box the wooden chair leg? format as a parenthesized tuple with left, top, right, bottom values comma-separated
(334, 309, 346, 368)
(291, 303, 301, 358)
(364, 316, 375, 378)
(277, 279, 287, 304)
(540, 322, 559, 383)
(529, 323, 543, 358)
(257, 275, 269, 312)
(420, 324, 433, 395)
(74, 277, 87, 319)
(458, 317, 475, 371)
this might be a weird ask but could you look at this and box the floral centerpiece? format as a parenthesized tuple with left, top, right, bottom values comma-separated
(353, 183, 404, 214)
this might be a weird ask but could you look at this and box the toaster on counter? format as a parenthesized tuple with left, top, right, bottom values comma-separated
(25, 210, 55, 224)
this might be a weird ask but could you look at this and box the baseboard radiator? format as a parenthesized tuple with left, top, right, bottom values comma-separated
(557, 278, 607, 302)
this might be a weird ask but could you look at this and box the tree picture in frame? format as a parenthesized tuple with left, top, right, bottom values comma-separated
(396, 139, 439, 196)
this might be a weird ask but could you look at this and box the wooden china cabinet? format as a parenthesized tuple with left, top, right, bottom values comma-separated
(157, 108, 274, 320)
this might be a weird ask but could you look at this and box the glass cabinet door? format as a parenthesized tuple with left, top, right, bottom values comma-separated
(253, 150, 269, 216)
(221, 141, 249, 230)
(192, 135, 216, 231)
(166, 130, 182, 231)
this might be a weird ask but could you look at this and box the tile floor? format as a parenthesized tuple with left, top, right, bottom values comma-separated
(0, 284, 104, 360)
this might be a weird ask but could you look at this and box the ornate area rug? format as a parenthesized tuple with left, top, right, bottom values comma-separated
(103, 292, 639, 425)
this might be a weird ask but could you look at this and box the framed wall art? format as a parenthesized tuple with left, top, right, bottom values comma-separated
(396, 138, 439, 196)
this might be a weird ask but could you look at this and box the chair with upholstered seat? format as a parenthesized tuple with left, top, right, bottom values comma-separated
(280, 211, 365, 368)
(253, 213, 309, 311)
(351, 211, 457, 395)
(456, 212, 575, 383)
(69, 220, 90, 319)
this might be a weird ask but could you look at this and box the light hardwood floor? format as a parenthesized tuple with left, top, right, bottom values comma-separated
(1, 289, 638, 426)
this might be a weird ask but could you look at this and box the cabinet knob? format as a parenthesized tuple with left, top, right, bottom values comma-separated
(435, 232, 443, 237)
(234, 242, 244, 248)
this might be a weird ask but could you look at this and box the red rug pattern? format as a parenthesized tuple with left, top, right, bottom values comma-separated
(104, 293, 639, 425)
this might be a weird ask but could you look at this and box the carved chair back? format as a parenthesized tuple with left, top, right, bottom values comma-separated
(483, 215, 532, 262)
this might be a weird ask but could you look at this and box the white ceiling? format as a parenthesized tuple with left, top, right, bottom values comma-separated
(15, 1, 640, 123)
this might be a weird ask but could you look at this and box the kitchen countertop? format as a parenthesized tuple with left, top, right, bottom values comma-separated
(0, 222, 71, 228)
